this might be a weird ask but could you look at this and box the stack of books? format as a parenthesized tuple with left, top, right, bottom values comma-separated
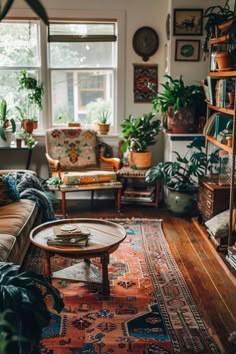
(226, 246, 236, 270)
(47, 224, 90, 246)
(121, 186, 155, 203)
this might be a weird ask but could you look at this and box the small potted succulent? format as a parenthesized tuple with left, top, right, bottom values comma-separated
(97, 109, 111, 135)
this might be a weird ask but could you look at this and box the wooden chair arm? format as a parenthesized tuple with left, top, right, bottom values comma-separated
(100, 156, 121, 171)
(45, 153, 60, 171)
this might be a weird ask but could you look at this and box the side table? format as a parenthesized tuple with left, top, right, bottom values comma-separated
(117, 166, 161, 208)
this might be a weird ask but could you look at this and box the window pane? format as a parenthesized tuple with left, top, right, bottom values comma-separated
(51, 70, 113, 126)
(50, 23, 115, 36)
(0, 69, 40, 121)
(0, 22, 39, 67)
(50, 42, 114, 68)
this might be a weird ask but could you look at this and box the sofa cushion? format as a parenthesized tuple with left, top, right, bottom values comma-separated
(0, 234, 16, 262)
(205, 209, 229, 238)
(0, 199, 39, 264)
(0, 174, 20, 206)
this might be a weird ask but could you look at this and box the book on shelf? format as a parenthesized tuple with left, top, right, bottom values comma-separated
(203, 112, 217, 136)
(201, 79, 210, 103)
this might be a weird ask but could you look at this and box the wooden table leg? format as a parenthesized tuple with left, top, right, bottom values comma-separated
(42, 250, 51, 280)
(117, 188, 121, 212)
(61, 191, 67, 218)
(101, 253, 110, 296)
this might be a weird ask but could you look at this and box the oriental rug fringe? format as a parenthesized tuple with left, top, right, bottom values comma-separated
(23, 218, 221, 354)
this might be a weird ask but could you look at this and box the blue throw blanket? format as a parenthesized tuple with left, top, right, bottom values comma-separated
(7, 172, 55, 222)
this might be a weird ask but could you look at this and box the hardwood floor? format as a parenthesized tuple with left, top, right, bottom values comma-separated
(56, 199, 236, 354)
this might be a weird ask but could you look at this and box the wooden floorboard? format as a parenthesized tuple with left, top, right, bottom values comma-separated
(55, 200, 236, 354)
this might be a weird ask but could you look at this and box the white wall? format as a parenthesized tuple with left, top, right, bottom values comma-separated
(1, 0, 223, 177)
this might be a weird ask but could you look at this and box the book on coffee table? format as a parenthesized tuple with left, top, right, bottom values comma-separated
(53, 224, 90, 238)
(47, 224, 90, 246)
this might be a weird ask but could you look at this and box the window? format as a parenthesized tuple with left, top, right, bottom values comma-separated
(0, 21, 41, 128)
(48, 22, 117, 129)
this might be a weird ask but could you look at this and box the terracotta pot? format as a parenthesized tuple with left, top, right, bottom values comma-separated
(98, 123, 110, 135)
(129, 151, 151, 169)
(24, 120, 34, 133)
(16, 138, 22, 148)
(216, 52, 233, 70)
(167, 106, 196, 134)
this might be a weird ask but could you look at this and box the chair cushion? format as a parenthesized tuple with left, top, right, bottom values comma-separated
(61, 171, 117, 185)
(46, 128, 98, 169)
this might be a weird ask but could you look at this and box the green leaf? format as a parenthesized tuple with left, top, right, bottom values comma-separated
(0, 0, 14, 21)
(25, 0, 49, 25)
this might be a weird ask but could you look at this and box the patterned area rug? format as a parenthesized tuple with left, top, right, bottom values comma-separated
(22, 219, 221, 354)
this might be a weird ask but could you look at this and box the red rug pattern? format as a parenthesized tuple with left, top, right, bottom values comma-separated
(23, 219, 221, 353)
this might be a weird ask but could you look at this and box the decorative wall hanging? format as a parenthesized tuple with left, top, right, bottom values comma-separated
(133, 64, 158, 103)
(175, 39, 200, 61)
(132, 27, 159, 61)
(173, 8, 203, 36)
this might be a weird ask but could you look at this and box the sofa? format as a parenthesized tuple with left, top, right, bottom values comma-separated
(0, 170, 49, 265)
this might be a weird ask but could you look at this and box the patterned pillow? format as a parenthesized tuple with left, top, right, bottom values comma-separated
(205, 209, 229, 238)
(0, 174, 20, 206)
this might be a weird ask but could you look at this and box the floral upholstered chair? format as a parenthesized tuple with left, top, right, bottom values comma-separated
(45, 128, 122, 216)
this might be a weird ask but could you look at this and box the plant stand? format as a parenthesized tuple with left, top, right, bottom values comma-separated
(117, 166, 162, 208)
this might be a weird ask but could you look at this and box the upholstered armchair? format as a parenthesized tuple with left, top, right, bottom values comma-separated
(45, 128, 122, 216)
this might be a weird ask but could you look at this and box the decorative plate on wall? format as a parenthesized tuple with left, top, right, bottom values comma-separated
(132, 26, 159, 62)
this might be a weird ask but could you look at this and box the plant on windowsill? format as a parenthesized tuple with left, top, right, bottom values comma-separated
(151, 74, 205, 134)
(16, 69, 44, 133)
(97, 109, 111, 135)
(0, 262, 64, 354)
(120, 112, 161, 169)
(0, 98, 16, 147)
(145, 137, 219, 216)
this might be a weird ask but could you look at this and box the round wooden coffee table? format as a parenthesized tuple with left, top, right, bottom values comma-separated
(30, 218, 126, 296)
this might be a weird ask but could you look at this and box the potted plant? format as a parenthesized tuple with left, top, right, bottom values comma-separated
(97, 109, 111, 135)
(0, 98, 16, 147)
(16, 69, 44, 133)
(145, 137, 219, 216)
(151, 74, 205, 134)
(120, 112, 161, 169)
(0, 262, 64, 354)
(202, 1, 234, 56)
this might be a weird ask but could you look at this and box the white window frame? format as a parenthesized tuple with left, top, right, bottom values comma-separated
(3, 9, 125, 138)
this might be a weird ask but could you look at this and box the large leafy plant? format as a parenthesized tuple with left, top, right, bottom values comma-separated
(145, 137, 219, 192)
(120, 112, 161, 153)
(151, 74, 205, 114)
(0, 98, 16, 141)
(0, 262, 64, 354)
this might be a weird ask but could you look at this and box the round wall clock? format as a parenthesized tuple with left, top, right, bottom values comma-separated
(132, 26, 159, 62)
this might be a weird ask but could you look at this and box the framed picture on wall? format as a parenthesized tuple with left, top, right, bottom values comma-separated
(133, 64, 158, 103)
(175, 39, 200, 61)
(173, 9, 203, 36)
